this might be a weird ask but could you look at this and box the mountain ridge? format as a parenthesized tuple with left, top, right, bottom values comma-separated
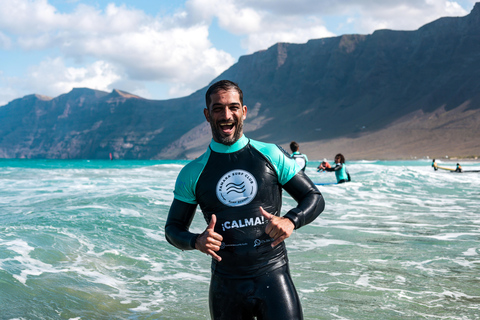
(1, 4, 480, 160)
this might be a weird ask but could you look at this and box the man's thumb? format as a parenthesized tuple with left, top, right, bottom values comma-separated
(259, 207, 272, 220)
(207, 214, 217, 230)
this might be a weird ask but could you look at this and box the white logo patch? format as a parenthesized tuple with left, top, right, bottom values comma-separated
(216, 169, 258, 207)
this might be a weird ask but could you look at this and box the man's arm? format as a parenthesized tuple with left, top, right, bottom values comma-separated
(164, 199, 199, 250)
(282, 170, 325, 229)
(165, 199, 223, 261)
(324, 163, 342, 172)
(260, 170, 324, 247)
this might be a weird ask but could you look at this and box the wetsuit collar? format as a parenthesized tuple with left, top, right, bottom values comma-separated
(209, 135, 249, 153)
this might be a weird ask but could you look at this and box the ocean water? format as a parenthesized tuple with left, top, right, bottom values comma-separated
(1, 159, 479, 320)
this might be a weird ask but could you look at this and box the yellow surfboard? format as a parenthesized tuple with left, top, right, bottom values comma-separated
(436, 166, 455, 171)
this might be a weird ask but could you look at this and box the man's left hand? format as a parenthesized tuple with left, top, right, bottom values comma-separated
(260, 207, 295, 247)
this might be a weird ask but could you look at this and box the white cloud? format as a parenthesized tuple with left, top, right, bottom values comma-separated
(347, 0, 469, 33)
(19, 57, 122, 97)
(186, 0, 470, 53)
(0, 0, 59, 34)
(0, 70, 23, 106)
(0, 0, 475, 103)
(244, 25, 335, 53)
(0, 32, 12, 49)
(0, 0, 235, 99)
(185, 0, 336, 53)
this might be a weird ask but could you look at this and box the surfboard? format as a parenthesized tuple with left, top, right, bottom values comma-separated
(436, 166, 479, 173)
(436, 166, 455, 171)
(315, 182, 338, 186)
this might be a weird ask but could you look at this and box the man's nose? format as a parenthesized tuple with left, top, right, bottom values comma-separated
(222, 107, 232, 119)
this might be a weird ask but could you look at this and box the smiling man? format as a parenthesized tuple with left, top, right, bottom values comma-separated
(165, 80, 325, 320)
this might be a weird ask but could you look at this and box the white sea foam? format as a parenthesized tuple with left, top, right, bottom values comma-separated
(463, 248, 478, 256)
(2, 159, 480, 319)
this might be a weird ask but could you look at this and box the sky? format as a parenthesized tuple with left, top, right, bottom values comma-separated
(0, 0, 477, 106)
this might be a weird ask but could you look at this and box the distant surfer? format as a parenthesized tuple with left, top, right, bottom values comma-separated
(318, 153, 351, 183)
(165, 80, 325, 320)
(455, 163, 462, 172)
(432, 159, 438, 171)
(289, 141, 308, 171)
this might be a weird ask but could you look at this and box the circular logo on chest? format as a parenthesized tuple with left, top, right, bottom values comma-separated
(216, 169, 258, 207)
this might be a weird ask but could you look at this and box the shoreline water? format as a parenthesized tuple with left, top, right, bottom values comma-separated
(1, 159, 479, 319)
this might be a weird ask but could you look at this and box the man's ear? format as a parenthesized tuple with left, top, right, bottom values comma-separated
(242, 105, 247, 120)
(204, 108, 210, 122)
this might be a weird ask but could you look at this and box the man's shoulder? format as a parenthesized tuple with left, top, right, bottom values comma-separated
(249, 139, 290, 158)
(178, 149, 211, 178)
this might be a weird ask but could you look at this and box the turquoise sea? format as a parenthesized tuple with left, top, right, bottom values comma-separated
(1, 159, 479, 320)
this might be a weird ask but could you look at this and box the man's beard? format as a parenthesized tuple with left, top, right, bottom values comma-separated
(208, 114, 244, 146)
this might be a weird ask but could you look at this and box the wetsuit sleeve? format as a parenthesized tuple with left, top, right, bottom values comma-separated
(325, 163, 342, 172)
(164, 199, 200, 250)
(282, 170, 325, 229)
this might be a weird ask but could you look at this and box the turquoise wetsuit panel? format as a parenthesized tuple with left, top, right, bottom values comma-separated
(335, 164, 348, 182)
(173, 148, 211, 204)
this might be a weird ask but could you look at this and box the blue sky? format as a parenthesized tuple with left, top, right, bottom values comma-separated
(0, 0, 476, 106)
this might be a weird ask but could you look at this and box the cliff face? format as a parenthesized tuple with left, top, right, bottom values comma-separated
(0, 88, 207, 159)
(1, 3, 480, 160)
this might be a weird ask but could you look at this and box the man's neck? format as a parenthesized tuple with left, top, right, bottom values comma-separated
(210, 135, 248, 153)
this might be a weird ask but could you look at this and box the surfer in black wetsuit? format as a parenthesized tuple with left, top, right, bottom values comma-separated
(455, 163, 462, 172)
(165, 80, 325, 320)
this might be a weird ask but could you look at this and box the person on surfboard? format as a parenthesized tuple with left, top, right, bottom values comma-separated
(165, 80, 325, 320)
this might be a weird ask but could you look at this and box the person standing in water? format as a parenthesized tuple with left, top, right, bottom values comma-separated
(318, 153, 351, 183)
(289, 141, 308, 172)
(164, 80, 325, 320)
(455, 163, 462, 172)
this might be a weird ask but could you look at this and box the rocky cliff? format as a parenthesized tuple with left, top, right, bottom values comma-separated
(1, 3, 480, 160)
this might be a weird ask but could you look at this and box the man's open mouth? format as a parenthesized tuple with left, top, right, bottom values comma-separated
(220, 122, 235, 133)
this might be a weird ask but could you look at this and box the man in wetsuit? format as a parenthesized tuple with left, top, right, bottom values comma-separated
(165, 80, 325, 320)
(290, 141, 308, 172)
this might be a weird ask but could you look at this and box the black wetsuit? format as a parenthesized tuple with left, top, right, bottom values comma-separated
(165, 135, 325, 319)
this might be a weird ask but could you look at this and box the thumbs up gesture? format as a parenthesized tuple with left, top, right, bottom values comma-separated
(195, 214, 224, 262)
(260, 207, 295, 247)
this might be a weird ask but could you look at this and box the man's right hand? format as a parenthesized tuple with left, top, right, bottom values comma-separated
(195, 214, 223, 262)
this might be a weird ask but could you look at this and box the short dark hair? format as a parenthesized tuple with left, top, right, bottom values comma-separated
(290, 141, 299, 152)
(335, 153, 345, 163)
(205, 80, 243, 109)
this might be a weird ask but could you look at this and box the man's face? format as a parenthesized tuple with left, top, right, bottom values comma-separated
(204, 89, 247, 145)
